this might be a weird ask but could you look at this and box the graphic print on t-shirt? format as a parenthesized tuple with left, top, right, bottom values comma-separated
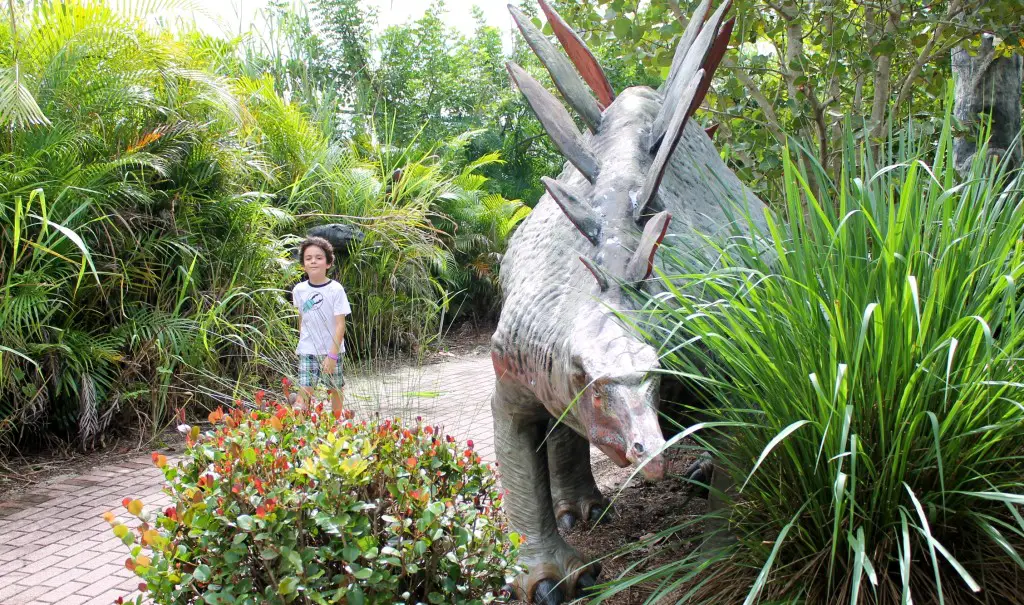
(302, 292, 324, 314)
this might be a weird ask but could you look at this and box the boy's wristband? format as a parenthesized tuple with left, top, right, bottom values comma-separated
(326, 352, 339, 361)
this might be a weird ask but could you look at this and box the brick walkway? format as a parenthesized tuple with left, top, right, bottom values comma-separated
(0, 354, 497, 605)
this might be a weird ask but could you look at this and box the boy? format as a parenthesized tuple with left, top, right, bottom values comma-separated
(292, 236, 351, 418)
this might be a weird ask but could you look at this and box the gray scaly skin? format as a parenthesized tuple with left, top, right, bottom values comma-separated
(491, 1, 767, 603)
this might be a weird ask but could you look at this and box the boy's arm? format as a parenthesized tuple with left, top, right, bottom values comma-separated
(330, 314, 346, 357)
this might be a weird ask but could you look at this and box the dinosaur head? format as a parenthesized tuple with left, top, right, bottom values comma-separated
(569, 313, 666, 480)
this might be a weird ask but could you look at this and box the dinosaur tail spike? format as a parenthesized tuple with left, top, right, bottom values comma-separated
(626, 211, 672, 284)
(648, 0, 732, 153)
(509, 5, 603, 132)
(579, 256, 610, 291)
(688, 16, 734, 117)
(506, 61, 599, 183)
(542, 176, 601, 245)
(537, 0, 615, 108)
(635, 70, 704, 222)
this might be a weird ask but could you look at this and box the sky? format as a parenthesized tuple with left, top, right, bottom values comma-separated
(192, 0, 516, 46)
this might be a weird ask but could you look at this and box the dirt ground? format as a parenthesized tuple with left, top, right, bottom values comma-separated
(505, 447, 703, 605)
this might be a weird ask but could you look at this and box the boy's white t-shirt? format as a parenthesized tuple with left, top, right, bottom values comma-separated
(292, 279, 352, 355)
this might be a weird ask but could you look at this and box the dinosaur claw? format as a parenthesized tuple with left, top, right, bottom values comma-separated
(684, 456, 714, 499)
(534, 579, 565, 605)
(588, 503, 613, 524)
(577, 568, 599, 594)
(557, 511, 578, 531)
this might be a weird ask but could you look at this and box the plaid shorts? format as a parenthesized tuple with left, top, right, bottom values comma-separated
(297, 354, 345, 390)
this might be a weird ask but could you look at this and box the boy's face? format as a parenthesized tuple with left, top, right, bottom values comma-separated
(302, 245, 329, 280)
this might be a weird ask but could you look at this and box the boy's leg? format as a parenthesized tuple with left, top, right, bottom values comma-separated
(326, 358, 345, 419)
(328, 389, 344, 419)
(297, 355, 319, 410)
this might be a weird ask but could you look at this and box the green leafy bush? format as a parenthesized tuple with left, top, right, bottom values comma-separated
(619, 114, 1024, 604)
(108, 398, 519, 604)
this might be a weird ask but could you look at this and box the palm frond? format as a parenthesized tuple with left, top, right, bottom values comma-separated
(0, 65, 50, 127)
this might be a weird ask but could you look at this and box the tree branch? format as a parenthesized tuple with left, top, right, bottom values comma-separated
(721, 56, 787, 144)
(668, 0, 686, 24)
(885, 0, 964, 133)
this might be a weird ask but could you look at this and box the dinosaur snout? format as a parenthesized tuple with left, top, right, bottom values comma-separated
(589, 393, 666, 480)
(624, 387, 667, 480)
(584, 376, 666, 479)
(626, 437, 666, 480)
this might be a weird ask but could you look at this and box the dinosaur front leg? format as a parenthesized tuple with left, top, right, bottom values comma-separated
(547, 420, 612, 532)
(492, 382, 599, 605)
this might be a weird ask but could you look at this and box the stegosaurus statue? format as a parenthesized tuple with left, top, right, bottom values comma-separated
(489, 1, 767, 603)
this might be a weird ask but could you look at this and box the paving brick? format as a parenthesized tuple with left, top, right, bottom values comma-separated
(4, 530, 48, 547)
(34, 579, 88, 601)
(1, 509, 39, 523)
(45, 595, 93, 605)
(79, 469, 119, 479)
(22, 543, 65, 563)
(76, 562, 127, 586)
(88, 535, 126, 553)
(18, 562, 71, 586)
(1, 584, 51, 604)
(76, 571, 130, 597)
(13, 520, 51, 534)
(0, 544, 37, 562)
(40, 564, 94, 587)
(17, 554, 64, 574)
(0, 558, 27, 574)
(0, 573, 28, 600)
(57, 528, 107, 546)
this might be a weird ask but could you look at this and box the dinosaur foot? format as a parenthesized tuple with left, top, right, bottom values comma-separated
(513, 555, 602, 605)
(555, 494, 614, 531)
(683, 455, 715, 500)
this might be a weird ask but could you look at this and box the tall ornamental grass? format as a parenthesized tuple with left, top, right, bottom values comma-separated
(617, 113, 1024, 604)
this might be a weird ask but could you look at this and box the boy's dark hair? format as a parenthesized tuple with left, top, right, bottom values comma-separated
(299, 236, 335, 266)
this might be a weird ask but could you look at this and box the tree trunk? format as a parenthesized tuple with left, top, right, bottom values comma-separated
(952, 35, 1023, 173)
(869, 4, 897, 140)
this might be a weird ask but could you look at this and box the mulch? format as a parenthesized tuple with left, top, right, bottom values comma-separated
(507, 447, 706, 604)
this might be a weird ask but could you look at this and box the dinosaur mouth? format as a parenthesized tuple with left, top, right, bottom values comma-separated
(628, 447, 666, 481)
(591, 431, 666, 480)
(595, 441, 629, 467)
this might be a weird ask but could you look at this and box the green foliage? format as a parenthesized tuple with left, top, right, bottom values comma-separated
(432, 147, 532, 321)
(370, 3, 502, 146)
(0, 1, 295, 447)
(548, 0, 1024, 201)
(269, 120, 528, 357)
(265, 0, 564, 207)
(109, 401, 519, 604)
(0, 0, 527, 449)
(618, 110, 1024, 603)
